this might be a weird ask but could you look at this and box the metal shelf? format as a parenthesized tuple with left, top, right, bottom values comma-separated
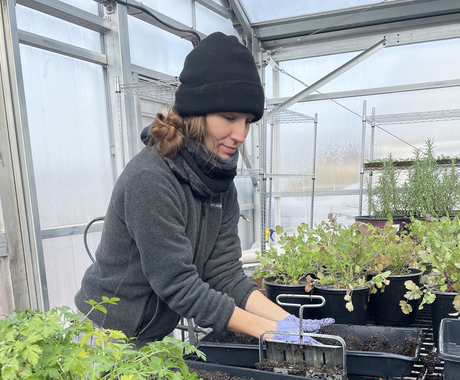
(367, 109, 460, 125)
(266, 105, 315, 124)
(119, 78, 179, 103)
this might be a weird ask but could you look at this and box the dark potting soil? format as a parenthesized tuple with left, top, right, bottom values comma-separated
(256, 359, 344, 380)
(189, 368, 254, 380)
(318, 326, 419, 356)
(212, 332, 260, 345)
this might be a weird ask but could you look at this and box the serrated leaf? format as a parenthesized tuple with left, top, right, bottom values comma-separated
(453, 295, 460, 311)
(22, 344, 42, 365)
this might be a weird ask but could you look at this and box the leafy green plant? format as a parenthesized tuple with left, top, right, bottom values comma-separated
(401, 215, 460, 316)
(368, 216, 421, 276)
(0, 297, 204, 380)
(313, 215, 378, 289)
(253, 224, 321, 285)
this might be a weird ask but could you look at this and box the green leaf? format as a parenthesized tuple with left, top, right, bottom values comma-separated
(22, 344, 42, 365)
(400, 300, 412, 314)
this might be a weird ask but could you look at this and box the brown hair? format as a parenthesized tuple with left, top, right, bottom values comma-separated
(146, 109, 210, 158)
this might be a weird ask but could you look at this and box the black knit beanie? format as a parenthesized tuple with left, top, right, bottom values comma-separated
(174, 32, 265, 122)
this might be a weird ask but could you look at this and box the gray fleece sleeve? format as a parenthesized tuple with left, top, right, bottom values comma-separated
(116, 166, 236, 333)
(202, 185, 258, 313)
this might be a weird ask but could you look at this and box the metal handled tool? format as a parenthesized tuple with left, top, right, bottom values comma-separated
(259, 295, 347, 379)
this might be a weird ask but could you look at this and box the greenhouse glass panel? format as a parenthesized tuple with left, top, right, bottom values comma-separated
(43, 233, 100, 310)
(129, 16, 193, 76)
(0, 259, 6, 314)
(0, 201, 3, 233)
(239, 0, 398, 23)
(278, 39, 460, 96)
(275, 195, 358, 235)
(195, 3, 239, 36)
(138, 0, 192, 26)
(59, 0, 98, 13)
(19, 46, 113, 229)
(16, 5, 101, 52)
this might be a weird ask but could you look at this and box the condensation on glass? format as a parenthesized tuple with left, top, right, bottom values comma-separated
(16, 5, 101, 52)
(19, 46, 113, 229)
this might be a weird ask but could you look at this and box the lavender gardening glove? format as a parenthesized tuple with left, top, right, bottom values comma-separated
(272, 315, 335, 344)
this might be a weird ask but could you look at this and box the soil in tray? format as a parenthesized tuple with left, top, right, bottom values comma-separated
(210, 332, 260, 345)
(256, 359, 344, 380)
(189, 368, 254, 380)
(318, 326, 419, 356)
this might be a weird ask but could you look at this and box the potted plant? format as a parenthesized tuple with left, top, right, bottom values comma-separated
(361, 138, 460, 228)
(311, 215, 382, 325)
(367, 216, 423, 326)
(252, 223, 323, 318)
(0, 297, 204, 380)
(401, 214, 460, 346)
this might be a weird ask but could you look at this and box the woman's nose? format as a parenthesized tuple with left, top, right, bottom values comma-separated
(231, 119, 248, 143)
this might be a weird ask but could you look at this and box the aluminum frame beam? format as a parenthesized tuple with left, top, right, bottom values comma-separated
(277, 38, 387, 109)
(227, 0, 252, 41)
(264, 14, 460, 61)
(0, 0, 48, 311)
(255, 0, 460, 43)
(18, 29, 108, 65)
(195, 0, 232, 19)
(17, 0, 111, 33)
(267, 79, 460, 105)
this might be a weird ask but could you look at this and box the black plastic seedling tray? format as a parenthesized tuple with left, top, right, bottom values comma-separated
(438, 318, 460, 380)
(196, 324, 422, 378)
(186, 359, 324, 380)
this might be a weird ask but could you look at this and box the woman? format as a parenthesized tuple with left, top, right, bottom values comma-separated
(75, 32, 332, 347)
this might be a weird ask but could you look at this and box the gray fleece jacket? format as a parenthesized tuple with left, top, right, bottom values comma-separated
(75, 145, 257, 343)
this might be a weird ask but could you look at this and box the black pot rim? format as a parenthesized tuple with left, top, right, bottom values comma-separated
(314, 283, 370, 292)
(384, 268, 423, 278)
(263, 276, 309, 288)
(432, 289, 460, 296)
(354, 215, 411, 221)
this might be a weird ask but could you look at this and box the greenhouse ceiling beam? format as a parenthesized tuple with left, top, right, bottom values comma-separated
(254, 0, 460, 42)
(121, 0, 206, 44)
(267, 79, 460, 105)
(278, 39, 386, 109)
(195, 0, 232, 19)
(16, 0, 111, 33)
(227, 0, 252, 41)
(264, 14, 460, 61)
(18, 30, 108, 65)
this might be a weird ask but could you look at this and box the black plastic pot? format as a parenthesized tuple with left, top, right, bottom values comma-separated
(313, 285, 369, 325)
(354, 215, 411, 233)
(438, 318, 460, 380)
(371, 268, 422, 327)
(185, 360, 322, 380)
(431, 290, 460, 348)
(264, 277, 321, 318)
(195, 325, 422, 378)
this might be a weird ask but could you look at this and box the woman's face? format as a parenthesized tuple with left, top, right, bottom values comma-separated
(204, 112, 254, 159)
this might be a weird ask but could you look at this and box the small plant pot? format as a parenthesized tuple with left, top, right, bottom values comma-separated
(371, 268, 422, 327)
(354, 215, 411, 233)
(313, 285, 369, 325)
(438, 318, 460, 380)
(264, 276, 321, 319)
(431, 290, 460, 348)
